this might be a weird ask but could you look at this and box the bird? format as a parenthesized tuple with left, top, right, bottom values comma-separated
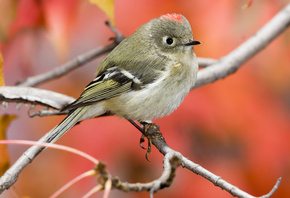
(47, 13, 200, 144)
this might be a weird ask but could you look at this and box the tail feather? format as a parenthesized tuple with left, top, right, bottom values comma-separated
(47, 107, 88, 143)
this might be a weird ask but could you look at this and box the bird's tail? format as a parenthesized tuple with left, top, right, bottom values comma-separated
(47, 107, 88, 143)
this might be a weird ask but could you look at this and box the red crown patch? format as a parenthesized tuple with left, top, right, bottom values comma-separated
(160, 13, 183, 22)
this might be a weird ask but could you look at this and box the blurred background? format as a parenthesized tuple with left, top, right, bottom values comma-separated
(1, 0, 290, 197)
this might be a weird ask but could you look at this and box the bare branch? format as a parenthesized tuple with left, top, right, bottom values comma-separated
(144, 123, 281, 198)
(16, 44, 117, 87)
(17, 22, 125, 87)
(193, 3, 290, 89)
(112, 152, 181, 195)
(0, 133, 51, 193)
(0, 86, 74, 110)
(258, 178, 282, 198)
(197, 57, 217, 67)
(181, 157, 281, 198)
(29, 109, 67, 117)
(105, 21, 125, 43)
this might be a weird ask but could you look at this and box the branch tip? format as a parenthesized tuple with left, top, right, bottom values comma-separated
(105, 20, 125, 43)
(261, 177, 282, 198)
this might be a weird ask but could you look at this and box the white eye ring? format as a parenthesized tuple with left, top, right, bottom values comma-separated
(163, 36, 176, 46)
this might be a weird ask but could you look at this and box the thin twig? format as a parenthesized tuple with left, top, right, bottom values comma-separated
(0, 140, 99, 165)
(105, 21, 125, 43)
(16, 44, 117, 87)
(82, 185, 103, 198)
(29, 109, 67, 117)
(17, 22, 125, 87)
(49, 170, 97, 198)
(0, 138, 99, 193)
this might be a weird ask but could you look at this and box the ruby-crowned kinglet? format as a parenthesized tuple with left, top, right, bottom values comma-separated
(47, 13, 200, 143)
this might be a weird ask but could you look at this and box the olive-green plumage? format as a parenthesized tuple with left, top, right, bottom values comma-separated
(47, 14, 200, 143)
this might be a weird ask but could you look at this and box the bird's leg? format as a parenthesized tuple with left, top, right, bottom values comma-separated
(140, 121, 161, 162)
(125, 118, 161, 161)
(125, 118, 146, 149)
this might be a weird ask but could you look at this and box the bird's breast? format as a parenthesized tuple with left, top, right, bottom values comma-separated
(104, 56, 198, 121)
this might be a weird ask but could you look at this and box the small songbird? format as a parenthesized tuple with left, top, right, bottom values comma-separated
(47, 13, 200, 143)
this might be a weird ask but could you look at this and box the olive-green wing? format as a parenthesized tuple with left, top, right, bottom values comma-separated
(62, 68, 134, 112)
(62, 55, 167, 112)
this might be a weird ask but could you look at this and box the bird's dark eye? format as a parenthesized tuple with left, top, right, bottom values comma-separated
(166, 37, 174, 45)
(162, 36, 176, 46)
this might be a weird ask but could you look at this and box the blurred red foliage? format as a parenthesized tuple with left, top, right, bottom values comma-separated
(1, 0, 290, 197)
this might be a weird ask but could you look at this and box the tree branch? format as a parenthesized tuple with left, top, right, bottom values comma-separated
(112, 152, 181, 198)
(16, 22, 125, 87)
(16, 44, 117, 87)
(92, 123, 281, 197)
(193, 3, 290, 89)
(144, 123, 281, 198)
(0, 86, 74, 109)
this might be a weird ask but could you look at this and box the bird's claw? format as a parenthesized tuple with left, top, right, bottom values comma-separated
(139, 135, 146, 150)
(140, 122, 161, 162)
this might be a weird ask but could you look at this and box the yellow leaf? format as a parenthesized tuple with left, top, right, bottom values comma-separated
(0, 52, 4, 86)
(89, 0, 115, 26)
(0, 114, 17, 175)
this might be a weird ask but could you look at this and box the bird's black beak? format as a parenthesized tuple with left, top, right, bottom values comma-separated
(184, 40, 201, 46)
